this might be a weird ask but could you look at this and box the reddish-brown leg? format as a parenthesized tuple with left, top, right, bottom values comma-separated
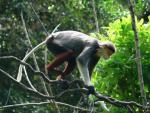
(46, 51, 74, 79)
(61, 59, 76, 79)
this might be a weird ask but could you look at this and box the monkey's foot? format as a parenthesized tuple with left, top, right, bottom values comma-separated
(56, 75, 63, 80)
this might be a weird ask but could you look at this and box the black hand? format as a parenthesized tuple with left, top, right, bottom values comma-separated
(85, 85, 95, 95)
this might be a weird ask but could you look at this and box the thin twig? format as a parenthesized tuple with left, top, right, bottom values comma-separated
(0, 68, 55, 100)
(28, 2, 49, 35)
(4, 84, 12, 105)
(0, 101, 92, 112)
(21, 10, 50, 96)
(44, 37, 61, 113)
(0, 56, 59, 84)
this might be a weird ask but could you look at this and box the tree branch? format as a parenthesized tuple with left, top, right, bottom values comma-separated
(127, 0, 147, 107)
(0, 68, 55, 100)
(0, 101, 92, 112)
(94, 92, 149, 110)
(0, 56, 60, 84)
(0, 56, 149, 112)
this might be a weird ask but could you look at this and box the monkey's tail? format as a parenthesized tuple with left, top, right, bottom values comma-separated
(17, 40, 46, 82)
(16, 24, 61, 82)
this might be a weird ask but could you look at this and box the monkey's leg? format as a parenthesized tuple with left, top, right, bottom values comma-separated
(56, 58, 76, 89)
(63, 59, 76, 76)
(57, 58, 76, 80)
(46, 51, 74, 78)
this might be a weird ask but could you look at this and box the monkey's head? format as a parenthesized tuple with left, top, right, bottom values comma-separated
(97, 41, 116, 59)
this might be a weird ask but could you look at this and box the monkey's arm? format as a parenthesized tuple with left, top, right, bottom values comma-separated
(76, 46, 95, 86)
(89, 55, 100, 77)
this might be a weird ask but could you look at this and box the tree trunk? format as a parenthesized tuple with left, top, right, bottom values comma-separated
(127, 0, 147, 107)
(91, 0, 99, 32)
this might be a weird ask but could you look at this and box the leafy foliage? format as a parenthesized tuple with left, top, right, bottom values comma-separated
(0, 0, 150, 113)
(93, 15, 150, 112)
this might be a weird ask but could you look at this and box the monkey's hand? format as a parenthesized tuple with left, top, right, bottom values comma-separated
(85, 85, 95, 95)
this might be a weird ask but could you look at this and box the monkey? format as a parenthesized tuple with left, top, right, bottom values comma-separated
(45, 30, 116, 94)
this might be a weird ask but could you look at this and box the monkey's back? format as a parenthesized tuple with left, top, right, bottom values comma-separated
(46, 31, 99, 55)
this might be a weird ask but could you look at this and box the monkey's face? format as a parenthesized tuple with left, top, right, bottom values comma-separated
(102, 47, 114, 60)
(96, 44, 115, 59)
